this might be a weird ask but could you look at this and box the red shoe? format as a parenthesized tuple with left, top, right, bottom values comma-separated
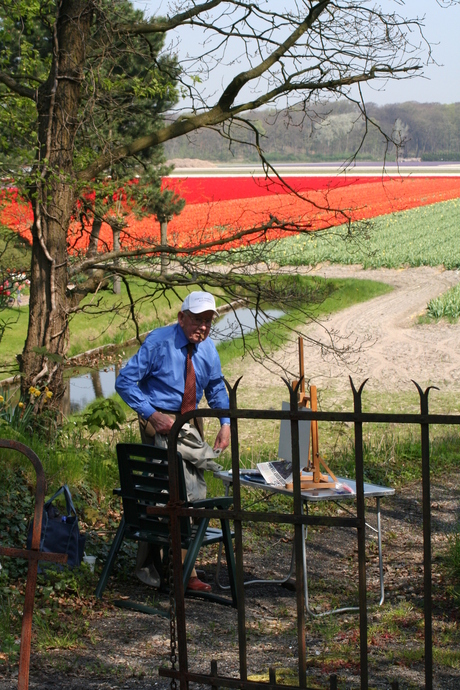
(187, 576, 212, 592)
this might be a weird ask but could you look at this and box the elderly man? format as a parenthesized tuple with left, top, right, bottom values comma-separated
(115, 291, 230, 592)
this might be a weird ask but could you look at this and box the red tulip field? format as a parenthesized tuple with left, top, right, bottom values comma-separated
(2, 175, 460, 256)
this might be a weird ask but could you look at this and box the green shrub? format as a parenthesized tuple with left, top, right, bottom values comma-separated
(426, 283, 460, 321)
(0, 464, 34, 579)
(77, 397, 126, 435)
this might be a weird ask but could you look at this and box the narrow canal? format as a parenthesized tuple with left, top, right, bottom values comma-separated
(68, 307, 284, 413)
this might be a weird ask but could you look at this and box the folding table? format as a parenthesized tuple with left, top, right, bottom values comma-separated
(214, 468, 395, 617)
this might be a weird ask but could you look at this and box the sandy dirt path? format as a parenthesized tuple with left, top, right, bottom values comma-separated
(227, 265, 460, 399)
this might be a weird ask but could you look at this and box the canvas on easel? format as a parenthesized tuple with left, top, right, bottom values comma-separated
(277, 401, 311, 464)
(286, 336, 338, 491)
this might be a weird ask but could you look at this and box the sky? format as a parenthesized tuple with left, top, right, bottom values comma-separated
(134, 0, 460, 105)
(362, 0, 460, 104)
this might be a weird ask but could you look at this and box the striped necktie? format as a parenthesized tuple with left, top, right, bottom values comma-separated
(181, 343, 196, 414)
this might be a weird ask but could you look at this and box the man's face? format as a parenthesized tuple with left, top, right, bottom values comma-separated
(178, 310, 215, 344)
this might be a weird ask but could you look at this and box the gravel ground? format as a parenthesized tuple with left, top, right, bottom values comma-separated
(1, 469, 459, 690)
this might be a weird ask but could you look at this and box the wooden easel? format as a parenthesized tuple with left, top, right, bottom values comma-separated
(287, 337, 338, 490)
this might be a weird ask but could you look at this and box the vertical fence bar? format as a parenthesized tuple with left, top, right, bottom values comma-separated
(414, 382, 434, 690)
(227, 378, 249, 682)
(168, 424, 189, 690)
(0, 440, 47, 690)
(350, 378, 369, 690)
(288, 381, 307, 688)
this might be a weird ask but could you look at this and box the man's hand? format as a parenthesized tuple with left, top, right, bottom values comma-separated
(213, 424, 230, 452)
(148, 411, 174, 435)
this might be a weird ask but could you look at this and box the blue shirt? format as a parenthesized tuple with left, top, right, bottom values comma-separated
(115, 322, 230, 424)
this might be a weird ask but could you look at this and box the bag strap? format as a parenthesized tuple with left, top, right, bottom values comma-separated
(44, 484, 77, 517)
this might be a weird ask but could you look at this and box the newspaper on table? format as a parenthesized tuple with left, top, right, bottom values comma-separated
(256, 460, 293, 487)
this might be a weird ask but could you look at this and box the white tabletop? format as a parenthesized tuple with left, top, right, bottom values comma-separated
(214, 469, 395, 502)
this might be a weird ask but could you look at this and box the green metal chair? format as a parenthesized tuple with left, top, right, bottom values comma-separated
(95, 443, 237, 613)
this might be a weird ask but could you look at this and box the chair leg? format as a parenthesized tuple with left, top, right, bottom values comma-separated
(95, 516, 127, 599)
(182, 518, 210, 586)
(220, 519, 238, 607)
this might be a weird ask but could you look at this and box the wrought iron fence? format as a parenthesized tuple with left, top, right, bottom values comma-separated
(158, 377, 460, 690)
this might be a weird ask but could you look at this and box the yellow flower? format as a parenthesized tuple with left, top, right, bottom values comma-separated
(46, 391, 53, 399)
(34, 390, 41, 397)
(18, 401, 24, 408)
(0, 395, 3, 403)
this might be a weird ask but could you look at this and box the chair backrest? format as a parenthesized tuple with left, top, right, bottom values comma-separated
(116, 443, 192, 544)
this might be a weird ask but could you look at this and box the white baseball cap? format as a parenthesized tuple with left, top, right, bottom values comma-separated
(181, 291, 218, 315)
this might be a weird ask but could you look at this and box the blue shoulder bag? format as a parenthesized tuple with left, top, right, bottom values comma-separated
(27, 484, 86, 569)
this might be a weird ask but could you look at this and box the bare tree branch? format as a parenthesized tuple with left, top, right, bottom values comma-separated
(78, 0, 426, 180)
(0, 71, 37, 100)
(118, 0, 225, 34)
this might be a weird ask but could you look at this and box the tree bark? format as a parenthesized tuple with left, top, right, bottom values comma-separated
(88, 218, 102, 259)
(112, 227, 121, 294)
(90, 370, 103, 399)
(160, 220, 169, 275)
(20, 0, 93, 406)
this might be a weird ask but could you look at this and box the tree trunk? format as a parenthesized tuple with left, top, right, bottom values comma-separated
(160, 220, 169, 275)
(90, 370, 103, 399)
(20, 0, 93, 408)
(88, 217, 102, 259)
(112, 227, 121, 294)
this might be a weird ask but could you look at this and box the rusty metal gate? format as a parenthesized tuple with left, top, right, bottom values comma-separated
(158, 377, 459, 690)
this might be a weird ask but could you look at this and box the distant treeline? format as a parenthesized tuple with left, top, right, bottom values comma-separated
(164, 101, 460, 163)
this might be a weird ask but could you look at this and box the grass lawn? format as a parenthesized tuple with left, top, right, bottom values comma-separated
(216, 276, 392, 369)
(0, 281, 222, 371)
(0, 276, 392, 375)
